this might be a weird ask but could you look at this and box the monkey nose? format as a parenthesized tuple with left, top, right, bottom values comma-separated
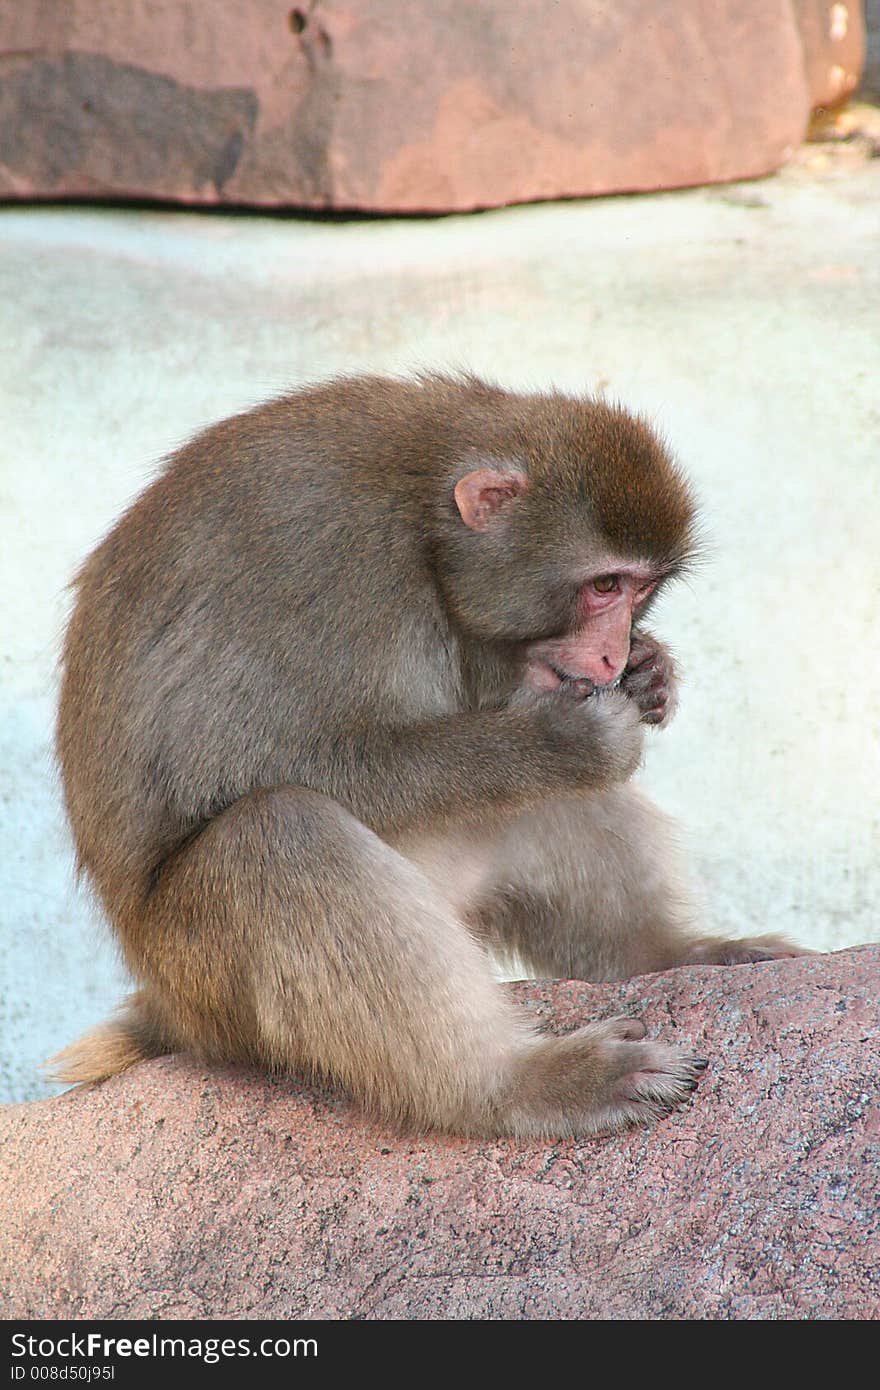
(599, 653, 627, 683)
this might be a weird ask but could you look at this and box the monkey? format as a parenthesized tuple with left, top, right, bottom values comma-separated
(51, 373, 801, 1140)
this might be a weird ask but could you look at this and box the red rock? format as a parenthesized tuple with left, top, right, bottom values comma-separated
(0, 2, 863, 212)
(794, 1, 865, 108)
(1, 947, 877, 1319)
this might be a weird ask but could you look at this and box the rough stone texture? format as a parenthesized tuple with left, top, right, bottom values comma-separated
(1, 948, 877, 1320)
(0, 1, 863, 212)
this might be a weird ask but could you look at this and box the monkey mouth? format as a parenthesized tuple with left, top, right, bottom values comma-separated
(550, 664, 622, 696)
(523, 657, 623, 697)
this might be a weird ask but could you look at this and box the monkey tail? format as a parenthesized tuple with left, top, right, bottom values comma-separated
(45, 990, 170, 1085)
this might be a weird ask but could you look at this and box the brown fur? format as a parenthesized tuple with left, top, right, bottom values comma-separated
(52, 374, 800, 1137)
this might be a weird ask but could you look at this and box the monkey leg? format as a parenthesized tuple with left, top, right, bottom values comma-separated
(466, 785, 804, 982)
(59, 787, 707, 1138)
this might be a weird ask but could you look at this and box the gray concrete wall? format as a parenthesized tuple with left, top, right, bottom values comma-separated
(1, 157, 878, 1103)
(862, 0, 880, 97)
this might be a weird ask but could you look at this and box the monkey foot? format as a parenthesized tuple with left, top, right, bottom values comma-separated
(503, 1015, 707, 1140)
(685, 934, 811, 966)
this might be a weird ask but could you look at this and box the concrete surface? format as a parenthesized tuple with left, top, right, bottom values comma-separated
(1, 153, 878, 1105)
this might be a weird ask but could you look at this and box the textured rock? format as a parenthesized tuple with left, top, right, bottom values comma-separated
(0, 1, 863, 211)
(1, 947, 877, 1320)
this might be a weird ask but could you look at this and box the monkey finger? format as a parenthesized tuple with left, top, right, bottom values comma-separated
(624, 646, 655, 674)
(608, 1017, 648, 1041)
(623, 665, 662, 695)
(607, 1043, 709, 1115)
(583, 1015, 647, 1042)
(645, 682, 668, 706)
(559, 676, 596, 701)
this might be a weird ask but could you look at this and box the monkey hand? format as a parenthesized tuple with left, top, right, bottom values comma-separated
(513, 683, 644, 787)
(620, 629, 678, 727)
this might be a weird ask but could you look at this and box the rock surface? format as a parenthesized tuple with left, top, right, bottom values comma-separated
(795, 0, 865, 107)
(0, 1, 864, 211)
(1, 947, 877, 1320)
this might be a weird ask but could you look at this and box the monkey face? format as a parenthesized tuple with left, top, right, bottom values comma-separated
(440, 400, 696, 660)
(521, 567, 660, 692)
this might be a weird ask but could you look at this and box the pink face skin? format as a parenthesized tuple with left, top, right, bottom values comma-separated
(449, 474, 663, 694)
(523, 566, 658, 693)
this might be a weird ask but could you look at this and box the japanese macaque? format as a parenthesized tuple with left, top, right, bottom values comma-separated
(53, 374, 799, 1139)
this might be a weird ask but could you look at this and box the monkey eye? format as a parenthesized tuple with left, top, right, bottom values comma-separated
(592, 574, 618, 594)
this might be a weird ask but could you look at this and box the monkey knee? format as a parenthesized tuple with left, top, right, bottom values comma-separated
(218, 785, 346, 841)
(193, 786, 373, 884)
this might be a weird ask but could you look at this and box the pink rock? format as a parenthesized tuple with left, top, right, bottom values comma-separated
(794, 0, 865, 108)
(1, 947, 877, 1319)
(0, 2, 864, 211)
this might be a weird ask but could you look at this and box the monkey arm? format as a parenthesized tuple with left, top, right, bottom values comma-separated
(319, 697, 644, 837)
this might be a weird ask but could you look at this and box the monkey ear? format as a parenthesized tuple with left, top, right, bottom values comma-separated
(453, 468, 529, 533)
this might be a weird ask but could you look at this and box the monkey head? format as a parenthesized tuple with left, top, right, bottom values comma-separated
(437, 392, 698, 692)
